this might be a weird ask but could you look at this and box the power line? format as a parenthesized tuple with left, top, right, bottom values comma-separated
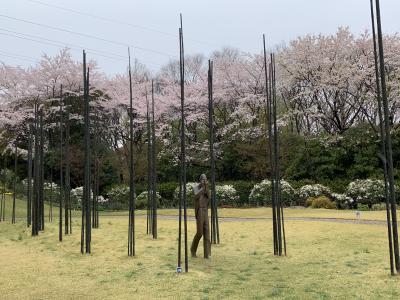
(0, 30, 164, 68)
(0, 52, 38, 63)
(0, 14, 177, 58)
(0, 31, 126, 62)
(22, 0, 220, 48)
(0, 28, 126, 60)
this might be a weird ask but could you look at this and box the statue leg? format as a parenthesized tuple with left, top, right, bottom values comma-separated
(203, 214, 211, 258)
(190, 210, 204, 257)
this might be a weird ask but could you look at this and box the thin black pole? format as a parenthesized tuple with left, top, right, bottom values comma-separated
(179, 14, 188, 273)
(49, 130, 53, 223)
(177, 14, 188, 273)
(65, 96, 71, 235)
(84, 65, 92, 253)
(208, 60, 219, 244)
(128, 47, 136, 256)
(370, 0, 394, 275)
(12, 141, 17, 224)
(32, 102, 39, 236)
(81, 53, 86, 254)
(151, 80, 157, 239)
(27, 127, 33, 227)
(374, 0, 400, 273)
(272, 54, 285, 255)
(92, 110, 99, 229)
(146, 88, 152, 235)
(208, 61, 215, 245)
(39, 110, 44, 231)
(59, 85, 63, 241)
(263, 35, 277, 255)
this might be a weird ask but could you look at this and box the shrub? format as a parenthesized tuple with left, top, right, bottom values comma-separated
(345, 179, 398, 207)
(215, 185, 240, 207)
(309, 196, 336, 209)
(173, 182, 196, 207)
(158, 182, 178, 207)
(249, 179, 296, 207)
(223, 180, 256, 207)
(136, 191, 161, 209)
(106, 184, 129, 210)
(331, 193, 355, 209)
(298, 184, 332, 206)
(0, 168, 15, 190)
(305, 198, 314, 207)
(371, 203, 387, 211)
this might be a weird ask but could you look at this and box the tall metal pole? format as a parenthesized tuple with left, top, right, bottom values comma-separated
(151, 80, 157, 239)
(208, 60, 219, 244)
(59, 85, 63, 241)
(65, 95, 71, 235)
(146, 88, 152, 235)
(370, 0, 394, 275)
(374, 0, 400, 273)
(85, 66, 91, 253)
(32, 102, 39, 236)
(27, 127, 33, 227)
(177, 13, 188, 273)
(128, 47, 136, 256)
(39, 110, 44, 231)
(272, 54, 285, 255)
(81, 50, 92, 254)
(80, 62, 85, 254)
(263, 35, 277, 255)
(49, 130, 53, 223)
(12, 141, 17, 224)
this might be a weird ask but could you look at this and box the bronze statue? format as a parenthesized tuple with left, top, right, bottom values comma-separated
(190, 174, 211, 258)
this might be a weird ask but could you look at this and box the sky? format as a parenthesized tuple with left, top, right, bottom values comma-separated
(0, 0, 399, 76)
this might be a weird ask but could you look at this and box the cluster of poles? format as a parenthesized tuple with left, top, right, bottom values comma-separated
(0, 50, 103, 254)
(30, 103, 45, 235)
(28, 87, 75, 238)
(370, 0, 400, 276)
(263, 35, 286, 257)
(81, 50, 92, 253)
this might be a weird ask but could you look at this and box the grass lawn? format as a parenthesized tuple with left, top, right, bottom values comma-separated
(1, 197, 399, 299)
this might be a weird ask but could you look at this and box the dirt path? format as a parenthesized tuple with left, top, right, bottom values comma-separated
(132, 214, 388, 226)
(11, 214, 388, 226)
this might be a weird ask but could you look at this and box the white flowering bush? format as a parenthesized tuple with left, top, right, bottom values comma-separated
(173, 182, 196, 207)
(215, 185, 240, 207)
(136, 191, 161, 209)
(345, 179, 398, 207)
(71, 186, 84, 204)
(249, 179, 295, 206)
(106, 184, 130, 210)
(71, 186, 108, 208)
(22, 179, 61, 200)
(97, 195, 108, 204)
(298, 184, 332, 206)
(331, 193, 354, 209)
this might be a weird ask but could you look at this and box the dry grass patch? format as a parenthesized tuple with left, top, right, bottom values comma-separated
(1, 211, 399, 299)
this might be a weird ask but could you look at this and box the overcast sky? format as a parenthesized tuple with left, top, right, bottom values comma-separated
(0, 0, 399, 75)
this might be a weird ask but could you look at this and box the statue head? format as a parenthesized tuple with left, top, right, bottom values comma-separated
(199, 174, 207, 184)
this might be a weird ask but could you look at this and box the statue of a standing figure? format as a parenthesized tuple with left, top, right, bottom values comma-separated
(190, 174, 211, 258)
